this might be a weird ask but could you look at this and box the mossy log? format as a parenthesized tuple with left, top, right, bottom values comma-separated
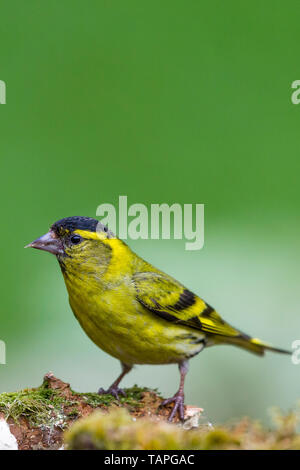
(0, 372, 199, 450)
(0, 372, 299, 450)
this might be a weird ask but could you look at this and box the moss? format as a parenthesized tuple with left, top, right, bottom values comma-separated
(0, 378, 150, 429)
(65, 408, 228, 450)
(78, 384, 149, 410)
(65, 408, 186, 450)
(119, 385, 150, 409)
(3, 374, 300, 450)
(0, 374, 155, 433)
(77, 392, 115, 408)
(0, 382, 78, 428)
(201, 429, 240, 450)
(270, 406, 300, 438)
(65, 407, 300, 451)
(66, 407, 81, 419)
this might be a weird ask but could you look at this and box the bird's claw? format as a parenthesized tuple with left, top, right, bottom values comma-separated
(160, 393, 185, 422)
(98, 386, 126, 400)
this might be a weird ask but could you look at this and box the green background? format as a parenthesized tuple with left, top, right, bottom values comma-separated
(0, 1, 299, 424)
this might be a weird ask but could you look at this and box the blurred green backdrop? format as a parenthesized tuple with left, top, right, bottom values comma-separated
(0, 0, 299, 424)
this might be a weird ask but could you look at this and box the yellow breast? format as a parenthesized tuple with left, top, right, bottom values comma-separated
(65, 274, 205, 365)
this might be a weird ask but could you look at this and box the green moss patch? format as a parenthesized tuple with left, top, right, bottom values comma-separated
(77, 384, 148, 409)
(0, 382, 78, 428)
(65, 408, 240, 450)
(65, 407, 300, 450)
(0, 374, 159, 434)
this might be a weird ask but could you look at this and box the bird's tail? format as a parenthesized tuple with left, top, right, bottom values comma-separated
(224, 334, 291, 356)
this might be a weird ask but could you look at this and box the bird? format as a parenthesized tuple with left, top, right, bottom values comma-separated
(26, 216, 290, 422)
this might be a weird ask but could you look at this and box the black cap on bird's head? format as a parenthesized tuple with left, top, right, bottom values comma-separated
(51, 216, 100, 235)
(25, 216, 112, 256)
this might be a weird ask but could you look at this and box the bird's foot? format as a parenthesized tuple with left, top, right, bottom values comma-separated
(98, 386, 126, 400)
(160, 392, 185, 422)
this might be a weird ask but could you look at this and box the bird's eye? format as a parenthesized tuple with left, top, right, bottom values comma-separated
(70, 234, 82, 245)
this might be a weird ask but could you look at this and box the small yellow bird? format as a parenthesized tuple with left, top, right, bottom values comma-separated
(26, 216, 290, 421)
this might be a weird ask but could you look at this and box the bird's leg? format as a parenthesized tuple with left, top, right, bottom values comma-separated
(98, 362, 132, 400)
(160, 360, 189, 422)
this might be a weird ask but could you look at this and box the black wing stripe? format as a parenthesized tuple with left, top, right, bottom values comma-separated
(137, 297, 203, 330)
(200, 304, 215, 317)
(169, 289, 196, 311)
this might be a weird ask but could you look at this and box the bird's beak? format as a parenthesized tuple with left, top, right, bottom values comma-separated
(25, 230, 64, 256)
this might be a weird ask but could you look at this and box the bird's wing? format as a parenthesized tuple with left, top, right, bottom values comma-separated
(133, 271, 239, 337)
